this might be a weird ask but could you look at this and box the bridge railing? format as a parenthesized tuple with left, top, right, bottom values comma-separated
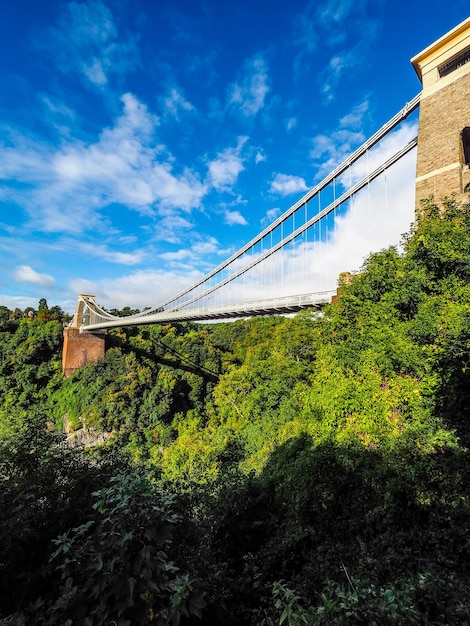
(78, 290, 336, 331)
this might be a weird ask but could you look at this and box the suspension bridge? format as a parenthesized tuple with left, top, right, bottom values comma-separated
(62, 16, 470, 376)
(70, 94, 421, 332)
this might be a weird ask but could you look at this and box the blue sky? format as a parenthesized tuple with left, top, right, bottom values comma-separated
(1, 0, 468, 313)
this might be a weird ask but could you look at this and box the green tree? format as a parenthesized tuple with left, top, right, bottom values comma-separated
(41, 473, 204, 625)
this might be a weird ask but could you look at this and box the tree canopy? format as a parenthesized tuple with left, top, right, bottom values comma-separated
(1, 200, 470, 624)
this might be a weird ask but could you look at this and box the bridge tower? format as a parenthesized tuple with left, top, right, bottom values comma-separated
(62, 294, 105, 377)
(412, 17, 470, 209)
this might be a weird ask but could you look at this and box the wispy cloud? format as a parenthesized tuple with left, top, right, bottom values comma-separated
(0, 294, 42, 311)
(292, 2, 318, 68)
(159, 236, 225, 269)
(37, 94, 77, 138)
(159, 249, 192, 262)
(344, 121, 419, 187)
(317, 0, 356, 31)
(255, 150, 266, 164)
(310, 99, 370, 179)
(192, 237, 223, 256)
(206, 137, 247, 191)
(319, 48, 364, 102)
(228, 55, 270, 118)
(291, 0, 377, 95)
(219, 148, 417, 304)
(152, 215, 195, 244)
(339, 100, 370, 128)
(286, 117, 297, 132)
(269, 173, 308, 196)
(224, 210, 248, 226)
(0, 92, 208, 238)
(70, 267, 204, 310)
(162, 87, 195, 120)
(78, 242, 144, 265)
(261, 207, 281, 225)
(14, 265, 55, 287)
(40, 0, 139, 87)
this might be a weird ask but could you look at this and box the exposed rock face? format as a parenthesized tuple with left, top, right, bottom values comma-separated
(62, 414, 113, 449)
(63, 428, 113, 449)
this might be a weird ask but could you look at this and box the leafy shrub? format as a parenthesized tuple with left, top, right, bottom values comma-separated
(34, 473, 204, 625)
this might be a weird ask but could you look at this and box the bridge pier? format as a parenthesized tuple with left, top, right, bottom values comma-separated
(62, 327, 106, 377)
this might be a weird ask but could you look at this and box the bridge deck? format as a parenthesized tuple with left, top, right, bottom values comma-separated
(81, 291, 336, 331)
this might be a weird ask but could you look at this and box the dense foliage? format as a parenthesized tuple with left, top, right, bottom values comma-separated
(1, 199, 470, 624)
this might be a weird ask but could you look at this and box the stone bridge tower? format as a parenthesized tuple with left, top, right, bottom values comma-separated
(412, 17, 470, 209)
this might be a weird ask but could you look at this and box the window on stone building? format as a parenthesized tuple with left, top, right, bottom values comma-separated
(462, 127, 470, 167)
(439, 45, 470, 77)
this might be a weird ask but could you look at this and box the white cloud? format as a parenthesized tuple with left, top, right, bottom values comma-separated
(207, 154, 244, 191)
(192, 237, 221, 255)
(262, 207, 281, 224)
(0, 93, 208, 236)
(291, 0, 376, 93)
(152, 215, 195, 244)
(70, 268, 204, 310)
(42, 0, 139, 87)
(310, 129, 365, 177)
(163, 88, 195, 120)
(310, 99, 370, 179)
(0, 294, 40, 311)
(339, 100, 369, 129)
(159, 237, 223, 269)
(286, 117, 297, 132)
(38, 94, 76, 135)
(228, 55, 270, 118)
(225, 210, 248, 226)
(341, 121, 419, 189)
(79, 243, 144, 265)
(14, 265, 55, 288)
(317, 0, 355, 27)
(159, 249, 192, 262)
(53, 93, 160, 188)
(0, 128, 56, 183)
(148, 163, 207, 212)
(292, 4, 318, 67)
(207, 137, 247, 191)
(210, 148, 417, 305)
(320, 48, 363, 101)
(269, 173, 308, 196)
(84, 58, 107, 85)
(255, 150, 266, 164)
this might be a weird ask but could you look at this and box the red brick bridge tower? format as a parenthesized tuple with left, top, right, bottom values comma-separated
(62, 295, 105, 377)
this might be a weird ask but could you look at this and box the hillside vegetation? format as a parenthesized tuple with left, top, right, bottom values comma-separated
(1, 198, 470, 624)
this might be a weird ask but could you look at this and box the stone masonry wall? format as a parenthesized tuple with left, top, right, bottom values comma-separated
(62, 327, 105, 377)
(416, 71, 470, 209)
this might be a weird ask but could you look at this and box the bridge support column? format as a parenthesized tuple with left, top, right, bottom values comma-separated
(412, 18, 470, 210)
(62, 327, 106, 377)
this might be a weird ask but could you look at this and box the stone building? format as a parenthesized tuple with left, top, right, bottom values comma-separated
(412, 17, 470, 209)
